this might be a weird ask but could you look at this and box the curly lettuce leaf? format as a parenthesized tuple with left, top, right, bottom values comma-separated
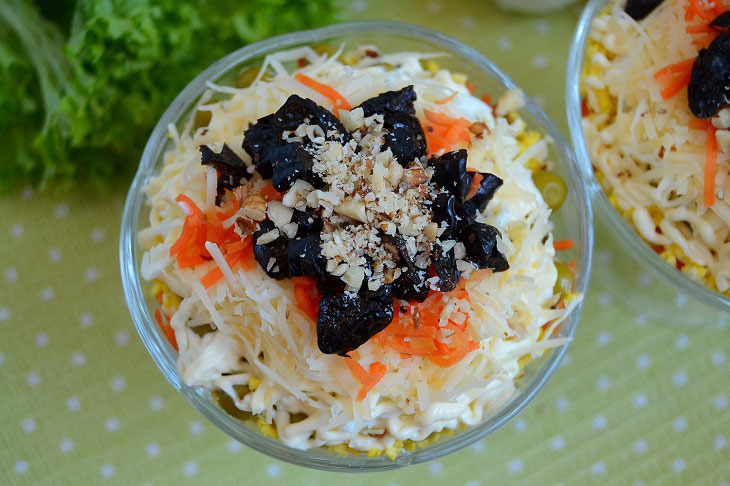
(0, 0, 339, 192)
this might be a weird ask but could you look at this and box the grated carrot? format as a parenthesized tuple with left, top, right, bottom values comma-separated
(705, 122, 718, 207)
(357, 362, 387, 401)
(689, 0, 717, 21)
(553, 240, 574, 251)
(465, 175, 483, 201)
(435, 92, 457, 105)
(260, 184, 284, 202)
(175, 194, 204, 218)
(155, 308, 178, 351)
(653, 58, 695, 101)
(294, 73, 351, 111)
(466, 81, 477, 95)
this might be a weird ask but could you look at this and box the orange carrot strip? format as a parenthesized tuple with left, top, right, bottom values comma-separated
(294, 285, 318, 321)
(653, 59, 695, 81)
(481, 94, 492, 105)
(155, 308, 178, 351)
(201, 249, 245, 288)
(689, 0, 716, 20)
(428, 326, 472, 368)
(217, 202, 240, 221)
(260, 184, 284, 202)
(240, 241, 256, 271)
(294, 73, 352, 111)
(658, 70, 693, 99)
(693, 34, 716, 49)
(435, 92, 457, 105)
(356, 362, 387, 401)
(553, 240, 574, 251)
(685, 24, 713, 34)
(466, 81, 477, 95)
(292, 276, 317, 291)
(175, 194, 204, 218)
(705, 122, 718, 207)
(689, 118, 709, 130)
(466, 174, 484, 201)
(423, 109, 469, 126)
(344, 356, 370, 384)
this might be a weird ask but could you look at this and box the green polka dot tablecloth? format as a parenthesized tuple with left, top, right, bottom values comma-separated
(2, 1, 729, 485)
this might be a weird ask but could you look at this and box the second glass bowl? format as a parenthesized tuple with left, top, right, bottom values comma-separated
(121, 21, 594, 471)
(567, 0, 730, 324)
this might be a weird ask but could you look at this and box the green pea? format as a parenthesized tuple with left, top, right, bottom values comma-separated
(312, 43, 338, 58)
(191, 323, 215, 336)
(235, 66, 270, 88)
(532, 171, 567, 211)
(193, 109, 211, 129)
(553, 261, 573, 296)
(212, 385, 252, 421)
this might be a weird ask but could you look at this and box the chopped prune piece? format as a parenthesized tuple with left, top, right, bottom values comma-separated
(292, 209, 323, 236)
(688, 32, 730, 118)
(273, 94, 350, 143)
(253, 220, 290, 280)
(359, 281, 394, 301)
(463, 173, 503, 215)
(316, 292, 394, 355)
(432, 245, 459, 292)
(266, 143, 323, 192)
(383, 111, 427, 166)
(429, 150, 475, 203)
(287, 233, 328, 278)
(381, 233, 415, 270)
(459, 222, 509, 272)
(357, 86, 417, 117)
(199, 144, 252, 205)
(624, 0, 664, 20)
(243, 114, 278, 178)
(431, 192, 458, 236)
(392, 268, 430, 302)
(711, 11, 730, 29)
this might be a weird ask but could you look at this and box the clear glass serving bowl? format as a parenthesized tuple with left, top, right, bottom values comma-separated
(120, 21, 593, 471)
(567, 0, 730, 323)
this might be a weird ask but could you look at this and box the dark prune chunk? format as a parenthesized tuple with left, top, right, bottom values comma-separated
(710, 11, 730, 29)
(316, 292, 394, 355)
(463, 173, 503, 215)
(624, 0, 664, 20)
(432, 244, 459, 292)
(273, 94, 350, 142)
(392, 268, 430, 302)
(359, 282, 394, 301)
(243, 114, 278, 178)
(429, 150, 475, 203)
(431, 192, 458, 236)
(381, 233, 415, 270)
(266, 143, 323, 192)
(357, 86, 417, 117)
(199, 144, 252, 205)
(383, 111, 427, 166)
(459, 222, 509, 272)
(253, 220, 290, 280)
(292, 209, 323, 236)
(688, 32, 730, 118)
(287, 233, 327, 278)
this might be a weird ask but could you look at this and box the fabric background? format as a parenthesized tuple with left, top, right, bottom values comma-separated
(1, 1, 728, 484)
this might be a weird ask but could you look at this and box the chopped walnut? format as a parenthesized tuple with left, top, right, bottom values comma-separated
(239, 192, 267, 221)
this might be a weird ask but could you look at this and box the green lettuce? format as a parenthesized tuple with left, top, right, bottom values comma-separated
(0, 0, 339, 192)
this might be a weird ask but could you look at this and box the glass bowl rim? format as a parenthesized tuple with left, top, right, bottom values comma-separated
(120, 20, 594, 471)
(566, 0, 730, 312)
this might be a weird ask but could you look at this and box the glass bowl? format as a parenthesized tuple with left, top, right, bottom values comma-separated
(120, 21, 593, 471)
(567, 0, 730, 323)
